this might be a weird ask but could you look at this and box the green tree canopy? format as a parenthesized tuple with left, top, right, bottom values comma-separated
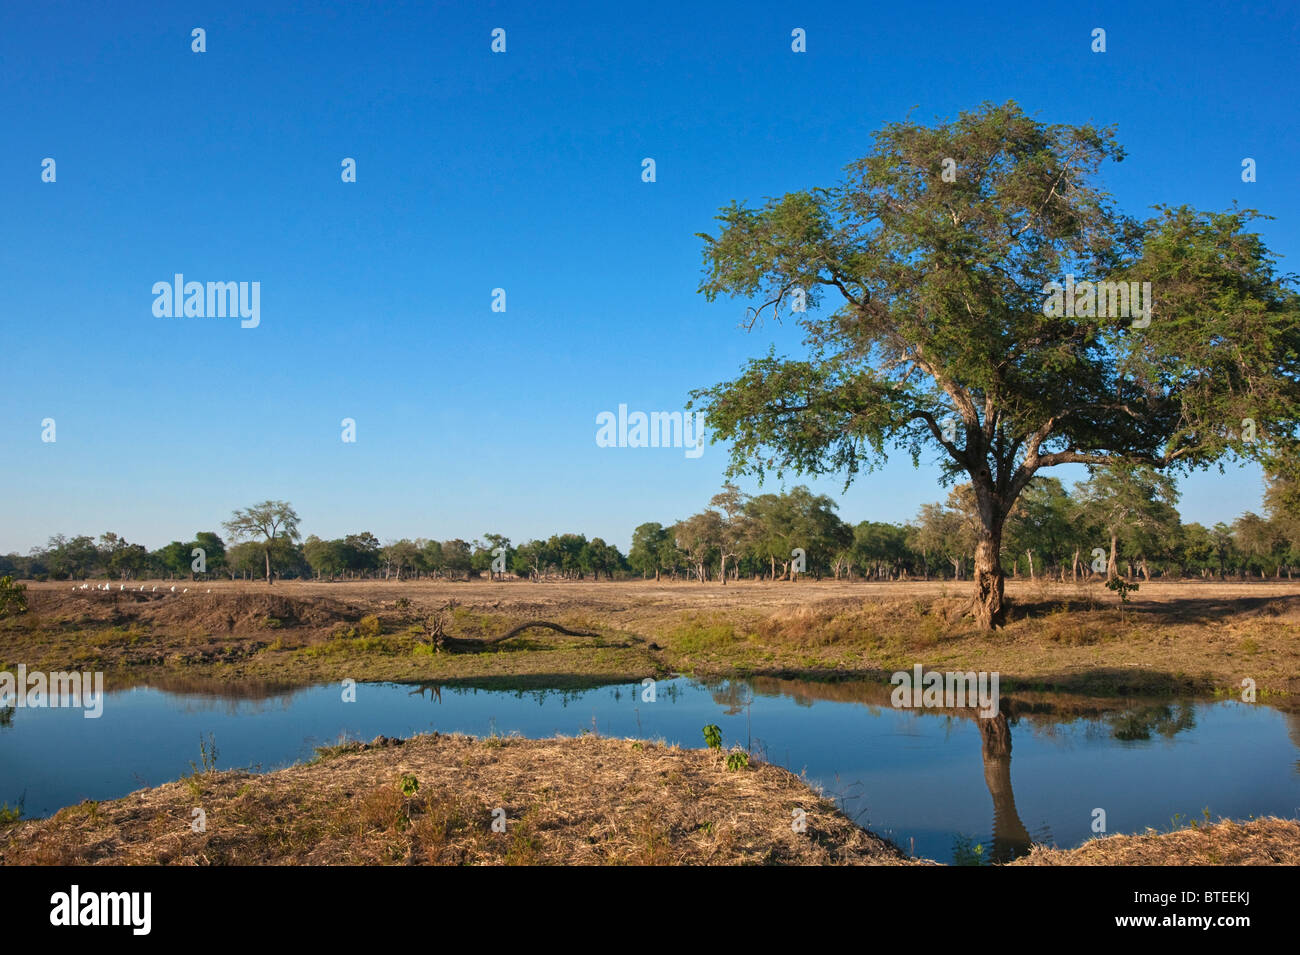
(690, 100, 1300, 627)
(221, 500, 301, 586)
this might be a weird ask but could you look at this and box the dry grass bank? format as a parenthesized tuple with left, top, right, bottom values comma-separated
(4, 730, 1294, 866)
(1012, 817, 1300, 865)
(0, 733, 921, 866)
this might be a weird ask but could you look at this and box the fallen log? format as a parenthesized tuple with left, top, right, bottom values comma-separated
(424, 617, 601, 652)
(474, 620, 601, 646)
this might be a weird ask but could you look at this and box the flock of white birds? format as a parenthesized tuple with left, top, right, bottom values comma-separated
(71, 583, 211, 594)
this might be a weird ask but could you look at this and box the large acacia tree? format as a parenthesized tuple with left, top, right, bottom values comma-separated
(690, 101, 1300, 628)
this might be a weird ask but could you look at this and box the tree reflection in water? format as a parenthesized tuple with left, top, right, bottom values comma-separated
(976, 712, 1034, 863)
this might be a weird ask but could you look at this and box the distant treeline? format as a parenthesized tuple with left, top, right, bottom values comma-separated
(4, 467, 1299, 583)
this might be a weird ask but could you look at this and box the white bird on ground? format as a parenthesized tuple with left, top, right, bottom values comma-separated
(170, 586, 176, 593)
(183, 588, 188, 593)
(119, 584, 124, 591)
(152, 586, 157, 592)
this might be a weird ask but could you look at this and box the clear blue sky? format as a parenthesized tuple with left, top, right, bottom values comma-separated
(2, 1, 1297, 553)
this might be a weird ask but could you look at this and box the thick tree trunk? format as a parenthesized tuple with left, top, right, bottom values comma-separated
(973, 529, 1006, 630)
(1107, 534, 1119, 580)
(264, 547, 272, 586)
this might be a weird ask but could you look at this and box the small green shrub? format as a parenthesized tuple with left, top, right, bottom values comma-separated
(0, 577, 28, 618)
(359, 614, 382, 638)
(190, 733, 219, 774)
(1106, 575, 1138, 606)
(952, 834, 987, 866)
(725, 751, 750, 771)
(702, 724, 722, 750)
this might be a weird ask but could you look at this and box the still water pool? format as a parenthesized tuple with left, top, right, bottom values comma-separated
(2, 676, 1296, 863)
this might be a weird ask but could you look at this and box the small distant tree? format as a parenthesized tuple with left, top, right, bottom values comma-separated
(1074, 465, 1179, 580)
(1004, 477, 1073, 581)
(382, 539, 420, 580)
(441, 539, 473, 580)
(1264, 471, 1300, 578)
(221, 501, 301, 586)
(852, 521, 910, 580)
(1174, 522, 1215, 578)
(190, 531, 226, 580)
(911, 486, 980, 580)
(674, 511, 724, 582)
(711, 484, 755, 584)
(1232, 512, 1284, 579)
(304, 536, 349, 579)
(512, 540, 546, 581)
(479, 533, 512, 580)
(225, 541, 263, 580)
(45, 534, 99, 580)
(154, 541, 190, 580)
(629, 523, 670, 580)
(344, 532, 382, 578)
